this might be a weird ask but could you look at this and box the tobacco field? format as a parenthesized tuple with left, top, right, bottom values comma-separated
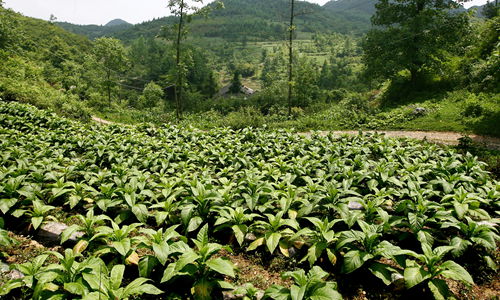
(0, 101, 498, 299)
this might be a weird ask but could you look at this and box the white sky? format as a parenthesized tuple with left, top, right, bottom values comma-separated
(3, 0, 489, 25)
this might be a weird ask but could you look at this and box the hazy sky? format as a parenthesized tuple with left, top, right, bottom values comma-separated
(3, 0, 489, 25)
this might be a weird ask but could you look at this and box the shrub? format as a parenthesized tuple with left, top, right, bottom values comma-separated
(222, 106, 264, 129)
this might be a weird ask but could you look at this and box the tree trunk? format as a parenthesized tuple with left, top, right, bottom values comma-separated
(287, 0, 295, 116)
(174, 0, 185, 121)
(409, 0, 424, 85)
(107, 70, 111, 105)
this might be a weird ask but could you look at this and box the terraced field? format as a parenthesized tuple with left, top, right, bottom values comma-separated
(0, 101, 498, 299)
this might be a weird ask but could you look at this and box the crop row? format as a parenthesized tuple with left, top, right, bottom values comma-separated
(0, 101, 498, 299)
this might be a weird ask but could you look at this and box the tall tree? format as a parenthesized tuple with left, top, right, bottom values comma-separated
(483, 0, 499, 18)
(287, 0, 296, 116)
(362, 0, 470, 84)
(92, 37, 129, 104)
(229, 70, 242, 94)
(165, 0, 222, 120)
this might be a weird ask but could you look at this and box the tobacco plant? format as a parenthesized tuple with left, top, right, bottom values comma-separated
(264, 266, 342, 300)
(402, 243, 474, 299)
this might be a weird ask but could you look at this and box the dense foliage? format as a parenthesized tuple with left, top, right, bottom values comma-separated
(362, 0, 471, 83)
(0, 101, 498, 299)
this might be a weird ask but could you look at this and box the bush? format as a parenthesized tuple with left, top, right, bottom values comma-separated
(462, 101, 484, 118)
(59, 97, 91, 122)
(222, 106, 264, 129)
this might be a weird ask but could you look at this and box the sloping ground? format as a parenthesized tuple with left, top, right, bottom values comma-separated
(91, 116, 114, 125)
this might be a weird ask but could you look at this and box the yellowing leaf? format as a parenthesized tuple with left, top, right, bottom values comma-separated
(125, 251, 140, 265)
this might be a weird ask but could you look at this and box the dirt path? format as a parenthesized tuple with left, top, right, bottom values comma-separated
(299, 130, 500, 150)
(91, 116, 114, 125)
(91, 116, 500, 150)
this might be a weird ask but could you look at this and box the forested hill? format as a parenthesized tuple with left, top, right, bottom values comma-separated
(56, 21, 133, 40)
(55, 0, 373, 43)
(323, 0, 376, 25)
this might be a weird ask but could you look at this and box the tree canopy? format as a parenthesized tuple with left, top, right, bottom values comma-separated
(362, 0, 471, 82)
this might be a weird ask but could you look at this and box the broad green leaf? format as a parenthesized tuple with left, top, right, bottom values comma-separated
(341, 250, 373, 274)
(111, 264, 125, 290)
(266, 232, 282, 254)
(187, 216, 203, 232)
(37, 271, 59, 284)
(132, 204, 148, 223)
(217, 280, 235, 290)
(112, 239, 131, 257)
(0, 198, 17, 214)
(310, 284, 343, 300)
(64, 282, 86, 295)
(60, 224, 81, 244)
(82, 291, 108, 300)
(264, 285, 290, 300)
(368, 262, 397, 285)
(123, 277, 163, 298)
(232, 224, 246, 246)
(428, 278, 453, 300)
(152, 242, 170, 265)
(0, 279, 23, 296)
(175, 251, 200, 271)
(139, 255, 158, 278)
(161, 263, 177, 283)
(404, 266, 431, 289)
(136, 283, 163, 295)
(197, 224, 209, 245)
(484, 256, 497, 270)
(123, 278, 162, 296)
(439, 261, 474, 285)
(206, 257, 235, 277)
(31, 216, 44, 230)
(417, 231, 434, 247)
(290, 285, 306, 300)
(453, 202, 468, 220)
(247, 237, 265, 251)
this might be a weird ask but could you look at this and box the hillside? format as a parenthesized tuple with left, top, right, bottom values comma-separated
(55, 0, 372, 42)
(0, 5, 93, 119)
(323, 0, 376, 27)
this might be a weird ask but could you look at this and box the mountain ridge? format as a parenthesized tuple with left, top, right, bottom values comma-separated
(105, 18, 131, 27)
(55, 0, 373, 42)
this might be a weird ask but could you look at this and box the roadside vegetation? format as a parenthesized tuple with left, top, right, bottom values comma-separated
(1, 1, 498, 137)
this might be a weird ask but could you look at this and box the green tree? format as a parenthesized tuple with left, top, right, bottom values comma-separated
(0, 6, 21, 50)
(483, 0, 499, 19)
(229, 71, 242, 94)
(165, 0, 221, 120)
(293, 55, 320, 107)
(92, 37, 129, 104)
(138, 81, 164, 108)
(287, 0, 296, 116)
(362, 0, 470, 84)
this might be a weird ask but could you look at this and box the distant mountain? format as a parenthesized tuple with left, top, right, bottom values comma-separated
(323, 0, 377, 16)
(56, 0, 373, 43)
(56, 20, 133, 40)
(323, 0, 487, 20)
(105, 19, 131, 27)
(468, 4, 491, 17)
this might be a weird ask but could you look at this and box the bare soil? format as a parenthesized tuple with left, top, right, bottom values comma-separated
(91, 116, 114, 125)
